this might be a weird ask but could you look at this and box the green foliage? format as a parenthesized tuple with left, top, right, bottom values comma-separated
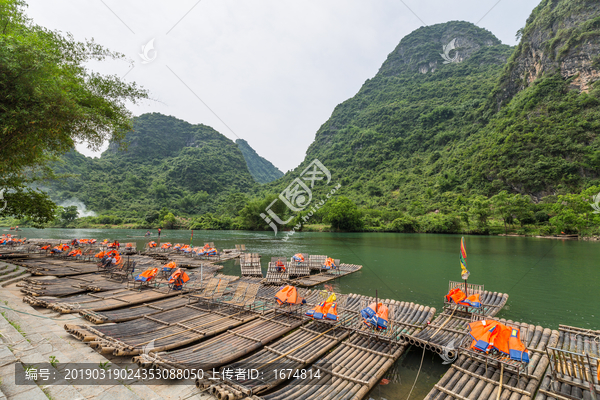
(323, 197, 364, 231)
(417, 213, 462, 234)
(49, 356, 58, 368)
(388, 214, 419, 233)
(162, 212, 177, 229)
(42, 15, 600, 238)
(59, 206, 78, 224)
(236, 139, 284, 183)
(46, 113, 257, 218)
(0, 0, 147, 223)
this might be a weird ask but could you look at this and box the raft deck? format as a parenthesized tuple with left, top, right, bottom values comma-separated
(409, 282, 509, 355)
(537, 324, 600, 400)
(288, 263, 362, 287)
(425, 319, 559, 400)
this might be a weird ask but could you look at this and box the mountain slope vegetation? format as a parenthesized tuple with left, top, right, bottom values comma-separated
(45, 113, 256, 221)
(39, 1, 600, 236)
(236, 139, 284, 183)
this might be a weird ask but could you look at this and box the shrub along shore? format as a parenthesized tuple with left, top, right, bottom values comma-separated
(3, 185, 600, 238)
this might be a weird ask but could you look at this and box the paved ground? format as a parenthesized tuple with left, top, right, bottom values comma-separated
(0, 268, 216, 400)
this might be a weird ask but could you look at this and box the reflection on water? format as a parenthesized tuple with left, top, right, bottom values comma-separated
(17, 228, 600, 399)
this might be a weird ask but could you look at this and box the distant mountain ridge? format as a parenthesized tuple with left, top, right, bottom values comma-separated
(277, 5, 600, 210)
(47, 113, 257, 216)
(235, 139, 284, 184)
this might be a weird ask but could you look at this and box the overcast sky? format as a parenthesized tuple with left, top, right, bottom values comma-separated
(26, 0, 540, 172)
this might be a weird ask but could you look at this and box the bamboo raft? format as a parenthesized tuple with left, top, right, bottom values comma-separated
(14, 257, 102, 276)
(210, 295, 436, 399)
(256, 333, 406, 400)
(138, 312, 306, 371)
(202, 321, 351, 398)
(25, 287, 185, 313)
(18, 275, 125, 297)
(80, 295, 193, 324)
(424, 319, 559, 400)
(78, 276, 239, 324)
(536, 324, 600, 400)
(264, 259, 290, 285)
(240, 253, 262, 277)
(66, 299, 260, 356)
(289, 264, 363, 288)
(409, 282, 509, 354)
(288, 253, 309, 277)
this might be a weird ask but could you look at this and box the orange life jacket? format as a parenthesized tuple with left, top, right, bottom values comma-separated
(139, 268, 158, 279)
(361, 302, 389, 330)
(163, 261, 177, 270)
(468, 320, 500, 352)
(169, 268, 190, 284)
(490, 323, 512, 356)
(275, 285, 301, 305)
(507, 328, 529, 362)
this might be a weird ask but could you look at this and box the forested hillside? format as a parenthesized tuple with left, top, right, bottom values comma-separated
(45, 113, 256, 224)
(236, 139, 284, 183)
(38, 0, 600, 236)
(263, 3, 600, 235)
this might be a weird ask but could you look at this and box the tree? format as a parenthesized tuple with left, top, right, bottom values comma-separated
(0, 0, 148, 223)
(60, 206, 79, 223)
(491, 191, 513, 234)
(324, 197, 364, 231)
(469, 195, 492, 232)
(162, 212, 177, 229)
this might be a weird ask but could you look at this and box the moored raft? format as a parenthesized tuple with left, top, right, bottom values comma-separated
(211, 296, 436, 399)
(19, 274, 126, 297)
(205, 321, 351, 398)
(424, 319, 559, 400)
(289, 263, 363, 287)
(536, 324, 600, 400)
(256, 333, 406, 400)
(67, 300, 260, 356)
(139, 311, 305, 372)
(27, 287, 185, 313)
(409, 282, 509, 354)
(240, 253, 262, 277)
(80, 295, 192, 324)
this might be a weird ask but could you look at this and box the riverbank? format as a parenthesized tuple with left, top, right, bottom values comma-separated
(5, 222, 599, 241)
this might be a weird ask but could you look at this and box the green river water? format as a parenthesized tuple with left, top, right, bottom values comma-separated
(12, 228, 600, 399)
